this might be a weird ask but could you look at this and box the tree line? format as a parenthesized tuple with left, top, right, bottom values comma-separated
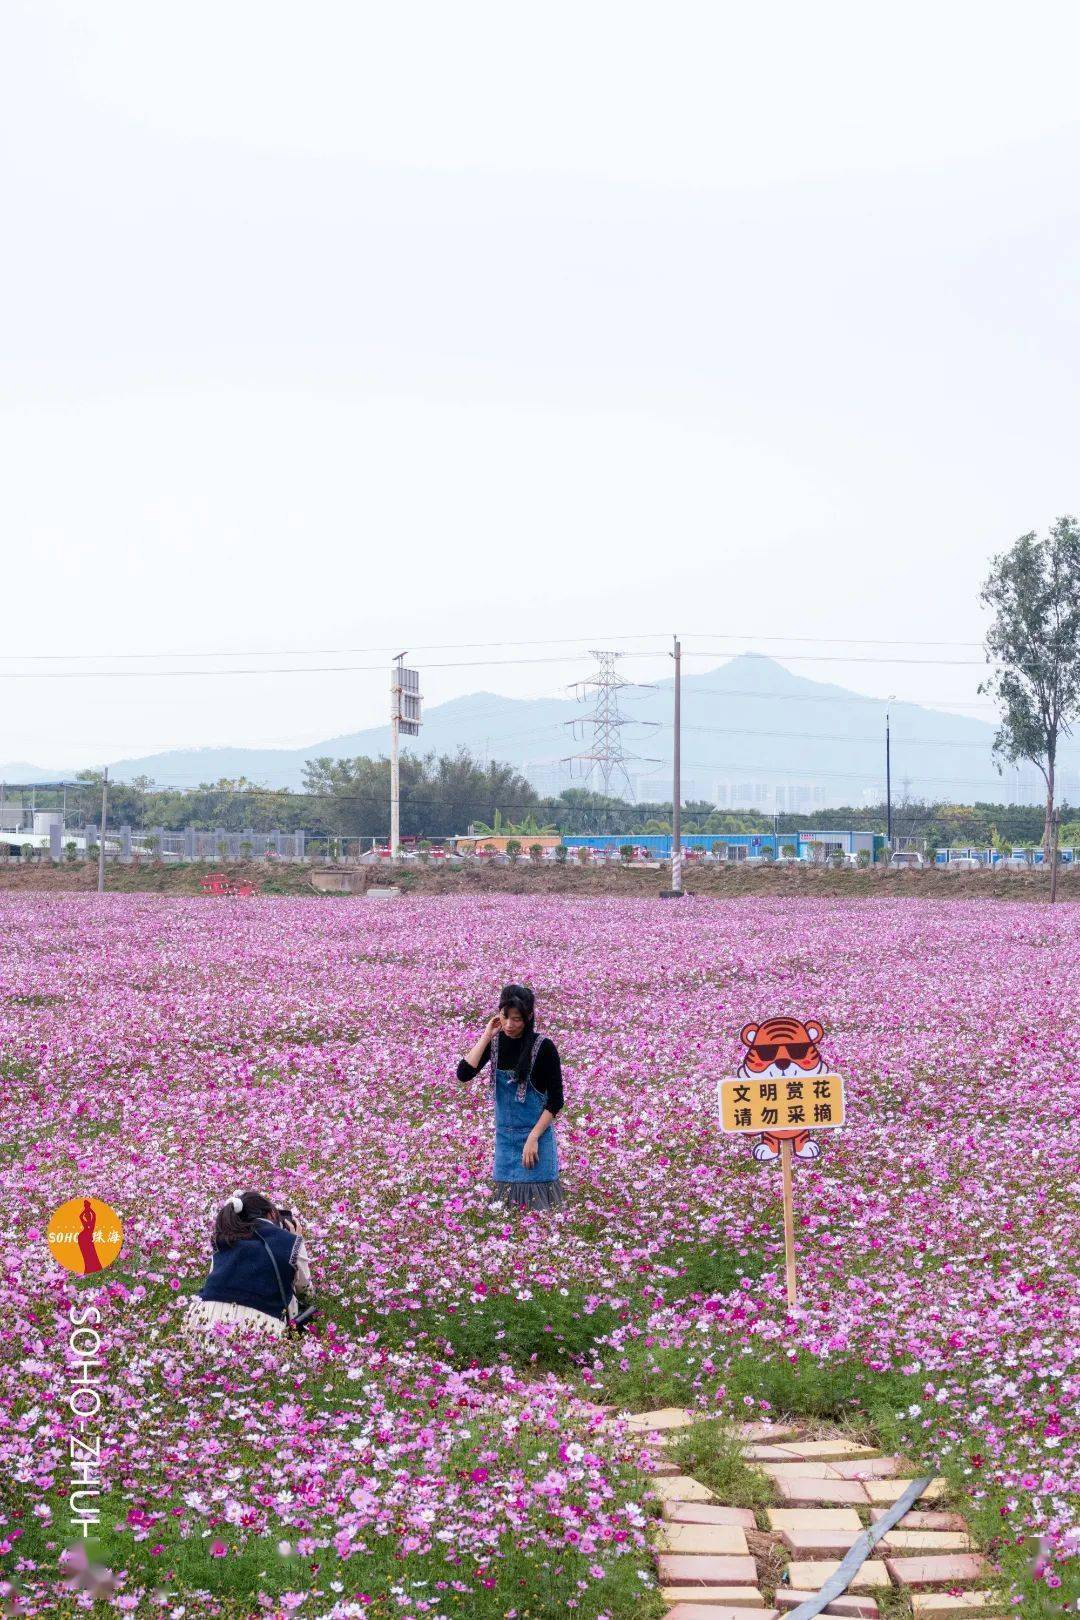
(32, 759, 1077, 849)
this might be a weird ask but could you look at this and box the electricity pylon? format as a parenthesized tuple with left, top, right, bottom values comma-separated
(562, 650, 658, 799)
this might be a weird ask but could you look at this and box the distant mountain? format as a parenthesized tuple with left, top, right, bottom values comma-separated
(5, 655, 1077, 808)
(0, 761, 79, 785)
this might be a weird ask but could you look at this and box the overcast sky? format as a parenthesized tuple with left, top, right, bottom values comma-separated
(2, 1, 1078, 768)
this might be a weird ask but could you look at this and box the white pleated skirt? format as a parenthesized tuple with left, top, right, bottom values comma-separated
(183, 1297, 288, 1338)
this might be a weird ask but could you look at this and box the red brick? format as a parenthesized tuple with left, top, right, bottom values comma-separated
(657, 1554, 759, 1586)
(774, 1477, 869, 1506)
(884, 1554, 989, 1588)
(869, 1510, 967, 1532)
(785, 1560, 889, 1593)
(658, 1524, 751, 1557)
(831, 1457, 904, 1479)
(664, 1607, 779, 1620)
(780, 1527, 864, 1558)
(663, 1501, 757, 1529)
(776, 1594, 879, 1618)
(735, 1421, 800, 1444)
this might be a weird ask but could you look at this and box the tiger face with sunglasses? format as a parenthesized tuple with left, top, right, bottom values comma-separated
(737, 1016, 827, 1163)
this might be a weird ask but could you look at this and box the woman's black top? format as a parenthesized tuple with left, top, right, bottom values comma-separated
(457, 1033, 564, 1116)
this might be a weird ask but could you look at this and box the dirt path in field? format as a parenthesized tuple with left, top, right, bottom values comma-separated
(1, 858, 1076, 901)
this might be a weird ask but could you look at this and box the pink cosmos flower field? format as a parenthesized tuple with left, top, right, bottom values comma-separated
(0, 892, 1076, 1618)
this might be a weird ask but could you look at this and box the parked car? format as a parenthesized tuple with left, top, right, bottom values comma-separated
(946, 856, 983, 871)
(889, 850, 925, 869)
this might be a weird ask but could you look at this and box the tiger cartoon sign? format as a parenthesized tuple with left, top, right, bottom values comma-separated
(718, 1017, 845, 1162)
(718, 1017, 847, 1309)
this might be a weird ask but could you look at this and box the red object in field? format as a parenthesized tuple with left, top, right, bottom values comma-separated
(199, 873, 255, 897)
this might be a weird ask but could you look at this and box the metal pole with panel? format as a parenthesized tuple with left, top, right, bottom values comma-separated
(97, 768, 109, 894)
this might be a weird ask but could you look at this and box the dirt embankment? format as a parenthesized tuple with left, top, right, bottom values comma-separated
(1, 857, 1077, 901)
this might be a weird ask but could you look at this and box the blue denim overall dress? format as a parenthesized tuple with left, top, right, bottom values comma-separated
(491, 1030, 563, 1209)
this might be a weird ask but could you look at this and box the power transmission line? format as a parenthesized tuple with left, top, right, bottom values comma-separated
(0, 628, 989, 662)
(2, 647, 998, 679)
(678, 722, 1002, 749)
(0, 653, 601, 680)
(690, 686, 999, 710)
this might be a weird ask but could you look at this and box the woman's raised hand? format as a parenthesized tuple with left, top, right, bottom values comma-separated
(484, 1013, 503, 1039)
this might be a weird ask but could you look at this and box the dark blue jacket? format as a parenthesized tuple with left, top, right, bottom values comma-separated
(198, 1219, 299, 1321)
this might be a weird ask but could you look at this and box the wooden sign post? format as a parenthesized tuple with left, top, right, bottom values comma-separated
(780, 1138, 796, 1308)
(718, 1072, 846, 1310)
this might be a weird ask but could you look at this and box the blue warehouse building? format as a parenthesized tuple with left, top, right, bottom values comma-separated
(562, 830, 886, 861)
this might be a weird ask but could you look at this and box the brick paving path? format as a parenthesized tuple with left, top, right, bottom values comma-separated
(603, 1406, 1004, 1620)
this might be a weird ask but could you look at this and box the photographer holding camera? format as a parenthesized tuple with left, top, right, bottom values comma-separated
(183, 1189, 316, 1340)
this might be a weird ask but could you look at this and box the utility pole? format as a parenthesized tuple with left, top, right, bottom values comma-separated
(390, 655, 402, 860)
(1050, 802, 1060, 905)
(670, 634, 684, 896)
(885, 704, 892, 851)
(97, 768, 109, 894)
(389, 653, 422, 860)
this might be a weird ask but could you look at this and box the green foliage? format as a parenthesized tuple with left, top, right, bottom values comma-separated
(304, 748, 538, 840)
(382, 1283, 623, 1373)
(724, 1350, 922, 1424)
(4, 1453, 663, 1620)
(668, 1420, 776, 1509)
(979, 517, 1080, 851)
(654, 1238, 764, 1304)
(470, 808, 557, 837)
(554, 844, 568, 864)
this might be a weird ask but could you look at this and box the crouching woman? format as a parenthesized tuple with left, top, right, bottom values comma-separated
(184, 1190, 312, 1340)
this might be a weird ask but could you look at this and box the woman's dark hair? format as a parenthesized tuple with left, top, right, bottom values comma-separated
(214, 1189, 277, 1249)
(499, 983, 536, 1084)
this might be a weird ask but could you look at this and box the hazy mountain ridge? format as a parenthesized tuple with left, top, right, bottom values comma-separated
(4, 655, 1077, 806)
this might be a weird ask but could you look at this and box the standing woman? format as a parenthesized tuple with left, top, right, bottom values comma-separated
(458, 983, 566, 1209)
